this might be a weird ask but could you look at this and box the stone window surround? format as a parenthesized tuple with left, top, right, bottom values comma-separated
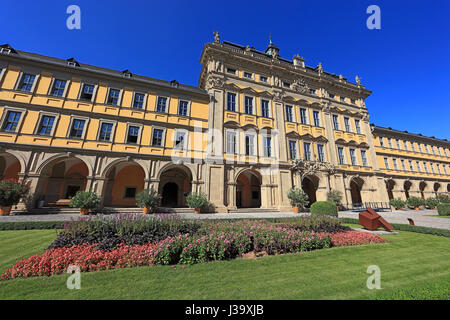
(105, 87, 124, 106)
(260, 132, 275, 158)
(77, 82, 99, 103)
(349, 148, 358, 165)
(155, 95, 171, 113)
(259, 74, 269, 83)
(150, 125, 167, 147)
(13, 71, 40, 93)
(0, 106, 27, 133)
(177, 97, 191, 117)
(96, 119, 118, 142)
(337, 146, 346, 164)
(47, 77, 71, 98)
(33, 111, 60, 137)
(243, 71, 254, 80)
(244, 132, 257, 156)
(225, 128, 238, 154)
(287, 139, 298, 159)
(173, 128, 189, 150)
(66, 115, 90, 140)
(260, 98, 272, 118)
(285, 104, 295, 123)
(131, 91, 148, 110)
(243, 95, 256, 115)
(225, 90, 238, 112)
(124, 122, 143, 145)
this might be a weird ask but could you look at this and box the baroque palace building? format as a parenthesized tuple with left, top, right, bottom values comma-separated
(0, 35, 449, 213)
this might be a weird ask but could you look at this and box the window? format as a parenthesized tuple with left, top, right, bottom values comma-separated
(444, 165, 447, 175)
(404, 140, 409, 151)
(285, 105, 294, 122)
(98, 122, 113, 141)
(1, 111, 22, 132)
(344, 117, 351, 132)
(329, 93, 335, 99)
(431, 146, 435, 155)
(437, 164, 441, 174)
(303, 142, 311, 161)
(396, 139, 401, 149)
(156, 97, 167, 113)
(408, 160, 413, 171)
(313, 111, 320, 127)
(152, 128, 164, 146)
(401, 159, 406, 171)
(317, 144, 325, 162)
(384, 157, 390, 169)
(18, 74, 36, 92)
(299, 108, 308, 125)
(332, 115, 340, 130)
(174, 131, 186, 150)
(288, 140, 297, 159)
(133, 93, 145, 109)
(418, 143, 423, 152)
(431, 163, 435, 174)
(226, 67, 237, 75)
(126, 126, 140, 144)
(351, 99, 355, 104)
(340, 97, 345, 102)
(360, 150, 368, 166)
(411, 143, 416, 152)
(107, 89, 120, 105)
(349, 148, 357, 165)
(69, 119, 85, 139)
(261, 99, 270, 117)
(243, 72, 253, 79)
(416, 161, 421, 172)
(226, 131, 236, 154)
(309, 89, 316, 95)
(388, 138, 392, 148)
(379, 137, 384, 147)
(259, 75, 268, 82)
(282, 81, 290, 88)
(245, 135, 255, 156)
(337, 147, 345, 164)
(355, 119, 361, 134)
(124, 187, 137, 198)
(244, 96, 253, 115)
(393, 158, 398, 170)
(263, 136, 272, 157)
(50, 79, 67, 97)
(37, 115, 55, 136)
(227, 93, 236, 112)
(80, 84, 95, 101)
(178, 100, 189, 116)
(424, 162, 428, 173)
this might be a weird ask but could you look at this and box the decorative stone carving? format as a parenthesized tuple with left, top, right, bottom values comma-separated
(321, 101, 331, 113)
(205, 75, 224, 90)
(291, 78, 309, 93)
(213, 31, 220, 43)
(214, 60, 222, 72)
(317, 62, 323, 75)
(355, 75, 361, 85)
(291, 159, 336, 181)
(272, 90, 284, 102)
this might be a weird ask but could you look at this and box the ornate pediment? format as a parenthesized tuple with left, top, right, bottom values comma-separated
(240, 87, 259, 95)
(222, 82, 241, 91)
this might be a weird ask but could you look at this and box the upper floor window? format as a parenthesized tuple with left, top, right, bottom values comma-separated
(337, 147, 345, 164)
(408, 160, 413, 171)
(309, 89, 316, 95)
(288, 140, 297, 160)
(396, 139, 401, 149)
(226, 131, 237, 154)
(178, 100, 189, 116)
(332, 115, 339, 130)
(393, 158, 398, 170)
(418, 143, 423, 152)
(340, 97, 345, 103)
(350, 99, 356, 104)
(416, 161, 421, 172)
(360, 150, 368, 166)
(303, 142, 311, 161)
(98, 122, 113, 141)
(244, 96, 253, 115)
(263, 136, 272, 157)
(69, 119, 85, 139)
(1, 111, 22, 132)
(349, 148, 357, 165)
(423, 162, 428, 173)
(282, 81, 290, 88)
(401, 159, 406, 171)
(437, 164, 441, 174)
(227, 92, 236, 112)
(328, 93, 335, 99)
(387, 138, 392, 148)
(411, 143, 416, 152)
(107, 89, 120, 105)
(156, 97, 167, 113)
(344, 117, 351, 132)
(152, 128, 164, 146)
(317, 144, 325, 162)
(50, 79, 67, 97)
(443, 165, 447, 175)
(285, 105, 294, 122)
(243, 72, 253, 79)
(261, 99, 270, 118)
(37, 115, 55, 136)
(133, 93, 145, 109)
(127, 126, 140, 144)
(379, 137, 384, 147)
(174, 131, 187, 150)
(299, 108, 308, 125)
(313, 111, 320, 127)
(245, 134, 255, 156)
(259, 75, 268, 83)
(18, 74, 36, 92)
(404, 140, 409, 151)
(80, 84, 95, 101)
(226, 67, 237, 75)
(355, 119, 361, 134)
(384, 157, 390, 169)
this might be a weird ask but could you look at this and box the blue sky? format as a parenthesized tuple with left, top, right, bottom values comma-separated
(2, 0, 449, 139)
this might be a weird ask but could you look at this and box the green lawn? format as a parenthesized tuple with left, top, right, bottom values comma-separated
(0, 227, 449, 300)
(426, 215, 450, 219)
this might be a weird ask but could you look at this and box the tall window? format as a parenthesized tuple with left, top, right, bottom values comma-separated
(107, 89, 120, 105)
(396, 139, 401, 149)
(174, 131, 186, 150)
(80, 84, 95, 101)
(226, 131, 236, 154)
(393, 158, 398, 170)
(437, 164, 441, 174)
(418, 143, 423, 153)
(313, 111, 320, 127)
(299, 108, 308, 125)
(443, 165, 447, 175)
(337, 147, 345, 164)
(285, 105, 294, 122)
(349, 148, 357, 165)
(384, 157, 390, 169)
(261, 99, 270, 117)
(156, 97, 167, 113)
(411, 143, 416, 152)
(388, 138, 393, 148)
(404, 140, 409, 151)
(288, 140, 297, 159)
(98, 122, 113, 141)
(152, 128, 164, 146)
(416, 161, 421, 172)
(227, 92, 236, 112)
(51, 79, 67, 97)
(37, 115, 55, 135)
(401, 159, 406, 171)
(332, 115, 339, 130)
(408, 160, 413, 171)
(431, 163, 435, 174)
(344, 117, 351, 132)
(244, 96, 253, 114)
(355, 119, 361, 134)
(263, 136, 272, 157)
(178, 100, 189, 116)
(127, 126, 140, 144)
(245, 135, 255, 156)
(69, 119, 85, 139)
(317, 144, 325, 162)
(303, 142, 311, 161)
(1, 111, 22, 132)
(133, 93, 145, 109)
(18, 74, 36, 92)
(424, 162, 428, 173)
(360, 150, 368, 166)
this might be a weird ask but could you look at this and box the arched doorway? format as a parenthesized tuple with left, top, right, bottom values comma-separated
(236, 170, 261, 208)
(158, 165, 192, 208)
(350, 177, 363, 204)
(404, 181, 412, 199)
(386, 179, 395, 200)
(0, 153, 21, 180)
(302, 175, 318, 207)
(419, 181, 427, 199)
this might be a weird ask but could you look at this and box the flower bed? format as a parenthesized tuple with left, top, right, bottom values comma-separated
(330, 231, 389, 247)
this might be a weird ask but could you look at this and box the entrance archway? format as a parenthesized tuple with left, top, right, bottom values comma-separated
(404, 181, 412, 199)
(434, 183, 441, 197)
(350, 177, 363, 204)
(302, 175, 318, 207)
(236, 170, 261, 208)
(419, 181, 427, 199)
(386, 179, 395, 200)
(0, 153, 21, 180)
(158, 165, 192, 207)
(161, 182, 178, 207)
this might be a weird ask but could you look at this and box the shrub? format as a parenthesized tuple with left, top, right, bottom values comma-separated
(390, 198, 406, 209)
(136, 188, 160, 212)
(327, 190, 343, 205)
(0, 179, 29, 207)
(436, 194, 450, 203)
(425, 198, 439, 208)
(0, 221, 64, 230)
(69, 191, 100, 209)
(310, 201, 338, 217)
(406, 197, 424, 208)
(437, 203, 450, 216)
(186, 192, 208, 209)
(287, 188, 309, 207)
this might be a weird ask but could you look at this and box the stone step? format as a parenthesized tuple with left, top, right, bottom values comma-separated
(228, 208, 278, 213)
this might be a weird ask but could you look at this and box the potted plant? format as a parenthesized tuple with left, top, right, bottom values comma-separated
(390, 198, 406, 210)
(136, 188, 160, 214)
(327, 190, 343, 211)
(406, 197, 423, 210)
(69, 191, 100, 215)
(186, 192, 208, 213)
(425, 197, 439, 210)
(0, 179, 29, 215)
(287, 187, 309, 213)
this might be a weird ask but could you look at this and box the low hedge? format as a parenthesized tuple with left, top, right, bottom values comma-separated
(0, 221, 64, 231)
(310, 201, 338, 217)
(437, 203, 450, 216)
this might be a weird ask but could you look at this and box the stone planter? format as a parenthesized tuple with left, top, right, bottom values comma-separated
(142, 207, 151, 214)
(293, 206, 300, 213)
(414, 207, 419, 210)
(194, 208, 201, 214)
(0, 206, 12, 216)
(80, 208, 89, 215)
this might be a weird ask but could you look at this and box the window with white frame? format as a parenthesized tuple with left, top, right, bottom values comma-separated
(107, 89, 121, 105)
(133, 93, 146, 109)
(244, 96, 253, 115)
(68, 119, 86, 139)
(156, 96, 168, 113)
(285, 105, 294, 122)
(379, 136, 384, 147)
(317, 144, 325, 162)
(349, 148, 357, 165)
(354, 119, 361, 134)
(178, 100, 189, 116)
(37, 115, 56, 136)
(303, 142, 312, 161)
(227, 92, 236, 112)
(409, 160, 413, 171)
(416, 161, 421, 172)
(18, 74, 36, 92)
(50, 79, 67, 97)
(401, 159, 406, 171)
(344, 117, 351, 132)
(384, 157, 390, 169)
(245, 134, 255, 156)
(437, 164, 441, 174)
(388, 138, 392, 148)
(1, 110, 23, 132)
(337, 147, 345, 164)
(174, 130, 187, 150)
(299, 108, 308, 125)
(396, 139, 401, 149)
(261, 99, 270, 118)
(152, 128, 164, 146)
(288, 140, 297, 160)
(243, 72, 253, 79)
(226, 130, 237, 154)
(360, 150, 368, 166)
(263, 136, 272, 157)
(226, 67, 237, 75)
(98, 122, 114, 142)
(424, 162, 428, 173)
(313, 111, 320, 127)
(393, 158, 398, 170)
(259, 75, 268, 83)
(80, 84, 95, 101)
(332, 115, 339, 130)
(126, 125, 140, 144)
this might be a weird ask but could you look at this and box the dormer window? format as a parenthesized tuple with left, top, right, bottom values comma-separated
(260, 75, 268, 82)
(0, 44, 17, 55)
(122, 70, 132, 78)
(0, 48, 11, 54)
(66, 58, 80, 67)
(309, 89, 316, 95)
(170, 80, 179, 88)
(226, 67, 237, 75)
